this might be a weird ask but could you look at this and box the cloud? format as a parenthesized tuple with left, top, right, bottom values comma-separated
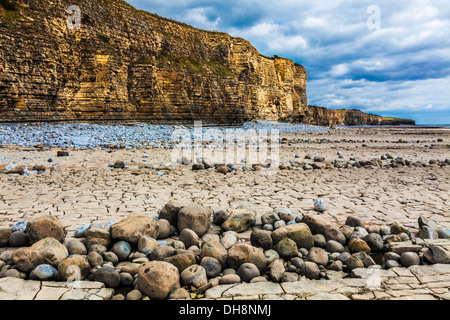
(126, 0, 450, 124)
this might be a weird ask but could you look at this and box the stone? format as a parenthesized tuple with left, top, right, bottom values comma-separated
(221, 208, 256, 233)
(390, 223, 410, 237)
(3, 269, 21, 278)
(346, 256, 364, 271)
(213, 208, 229, 226)
(400, 252, 420, 267)
(29, 264, 59, 281)
(138, 236, 159, 253)
(437, 228, 450, 239)
(12, 237, 68, 273)
(364, 233, 383, 252)
(313, 199, 326, 212)
(93, 266, 121, 288)
(157, 219, 171, 239)
(329, 260, 343, 271)
(120, 272, 134, 286)
(200, 239, 228, 269)
(281, 272, 299, 282)
(324, 227, 346, 245)
(103, 252, 119, 265)
(220, 234, 237, 249)
(302, 261, 320, 279)
(10, 220, 27, 233)
(274, 208, 295, 223)
(200, 257, 221, 278)
(250, 229, 273, 250)
(177, 204, 213, 237)
(180, 264, 208, 288)
(0, 228, 11, 247)
(126, 289, 142, 300)
(85, 228, 111, 249)
(339, 225, 353, 239)
(302, 215, 332, 235)
(264, 249, 280, 266)
(384, 252, 401, 262)
(313, 234, 327, 248)
(348, 238, 371, 254)
(169, 288, 191, 300)
(88, 244, 107, 255)
(110, 216, 160, 245)
(271, 222, 314, 250)
(345, 216, 366, 228)
(307, 247, 328, 266)
(337, 252, 352, 264)
(159, 200, 187, 226)
(220, 274, 241, 284)
(112, 240, 131, 261)
(261, 212, 280, 225)
(164, 251, 196, 273)
(74, 223, 91, 238)
(385, 260, 400, 269)
(150, 245, 176, 261)
(418, 216, 438, 230)
(58, 254, 91, 280)
(178, 229, 200, 249)
(237, 263, 260, 283)
(418, 226, 439, 239)
(64, 240, 87, 255)
(227, 243, 266, 271)
(7, 231, 29, 247)
(57, 151, 69, 157)
(26, 216, 66, 244)
(268, 259, 286, 282)
(274, 220, 286, 229)
(274, 237, 298, 260)
(326, 240, 345, 253)
(137, 261, 180, 300)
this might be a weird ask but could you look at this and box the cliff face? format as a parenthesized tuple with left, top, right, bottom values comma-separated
(0, 0, 308, 124)
(303, 106, 415, 126)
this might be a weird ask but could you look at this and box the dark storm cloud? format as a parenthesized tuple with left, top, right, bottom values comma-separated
(126, 0, 450, 124)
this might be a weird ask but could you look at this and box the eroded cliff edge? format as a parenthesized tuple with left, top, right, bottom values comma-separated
(0, 0, 414, 126)
(0, 0, 308, 124)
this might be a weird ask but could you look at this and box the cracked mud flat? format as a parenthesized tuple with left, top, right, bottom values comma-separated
(0, 125, 449, 300)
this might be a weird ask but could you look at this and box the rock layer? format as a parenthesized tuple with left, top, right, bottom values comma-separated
(0, 0, 307, 124)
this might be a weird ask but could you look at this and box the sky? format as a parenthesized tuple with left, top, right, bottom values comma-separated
(126, 0, 450, 124)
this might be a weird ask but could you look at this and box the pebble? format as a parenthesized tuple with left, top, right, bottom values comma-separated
(10, 220, 27, 233)
(120, 272, 134, 286)
(126, 289, 142, 300)
(400, 252, 420, 267)
(112, 241, 132, 261)
(219, 274, 241, 284)
(237, 263, 260, 283)
(313, 199, 326, 212)
(93, 266, 121, 288)
(29, 264, 59, 281)
(8, 231, 30, 247)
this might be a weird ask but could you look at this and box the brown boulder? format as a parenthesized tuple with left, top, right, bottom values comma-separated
(12, 237, 68, 272)
(177, 204, 212, 237)
(26, 216, 66, 244)
(301, 215, 332, 235)
(137, 261, 180, 300)
(110, 216, 159, 245)
(226, 243, 266, 271)
(58, 254, 91, 280)
(84, 228, 111, 248)
(271, 223, 314, 250)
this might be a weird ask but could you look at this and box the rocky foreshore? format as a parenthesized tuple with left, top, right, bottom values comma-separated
(1, 200, 449, 300)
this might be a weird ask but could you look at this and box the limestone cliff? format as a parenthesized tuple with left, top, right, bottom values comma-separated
(303, 106, 415, 126)
(0, 0, 307, 124)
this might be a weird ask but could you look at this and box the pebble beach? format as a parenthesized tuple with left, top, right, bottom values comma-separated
(0, 122, 449, 301)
